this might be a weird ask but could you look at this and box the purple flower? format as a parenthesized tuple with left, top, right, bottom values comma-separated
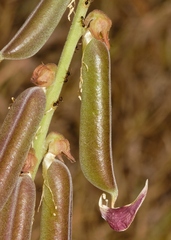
(99, 180, 148, 232)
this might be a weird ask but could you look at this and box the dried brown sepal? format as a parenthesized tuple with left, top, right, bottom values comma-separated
(84, 9, 112, 49)
(31, 63, 57, 87)
(21, 148, 38, 174)
(46, 132, 75, 162)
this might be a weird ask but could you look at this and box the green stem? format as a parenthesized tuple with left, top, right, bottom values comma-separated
(32, 0, 90, 179)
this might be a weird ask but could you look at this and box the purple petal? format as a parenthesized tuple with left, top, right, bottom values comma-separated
(99, 180, 148, 232)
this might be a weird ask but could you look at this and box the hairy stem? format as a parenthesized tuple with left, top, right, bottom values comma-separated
(32, 0, 90, 179)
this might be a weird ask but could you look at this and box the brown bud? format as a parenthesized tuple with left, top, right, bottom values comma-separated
(21, 148, 38, 174)
(85, 10, 112, 49)
(46, 132, 75, 163)
(31, 63, 57, 87)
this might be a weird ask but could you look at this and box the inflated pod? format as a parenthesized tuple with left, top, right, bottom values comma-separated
(0, 87, 46, 210)
(80, 24, 148, 232)
(0, 175, 36, 240)
(79, 33, 118, 201)
(0, 0, 71, 60)
(40, 158, 73, 240)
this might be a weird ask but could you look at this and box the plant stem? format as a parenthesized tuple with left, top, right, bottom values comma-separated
(32, 0, 90, 179)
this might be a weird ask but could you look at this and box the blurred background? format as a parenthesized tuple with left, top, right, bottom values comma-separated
(0, 0, 171, 239)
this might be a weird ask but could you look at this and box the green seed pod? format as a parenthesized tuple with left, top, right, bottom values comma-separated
(79, 32, 118, 202)
(0, 0, 71, 60)
(80, 32, 148, 231)
(0, 87, 46, 210)
(40, 158, 73, 240)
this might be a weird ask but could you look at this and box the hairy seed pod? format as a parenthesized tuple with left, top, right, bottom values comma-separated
(0, 175, 36, 240)
(0, 87, 46, 210)
(40, 158, 73, 240)
(11, 175, 36, 240)
(79, 32, 118, 201)
(0, 182, 18, 239)
(80, 30, 148, 232)
(0, 0, 71, 60)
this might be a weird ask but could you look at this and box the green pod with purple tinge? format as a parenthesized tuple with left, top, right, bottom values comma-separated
(0, 0, 71, 60)
(0, 175, 36, 240)
(0, 87, 46, 210)
(40, 159, 73, 240)
(79, 34, 118, 199)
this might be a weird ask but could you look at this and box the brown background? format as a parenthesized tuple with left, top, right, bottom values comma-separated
(0, 0, 171, 239)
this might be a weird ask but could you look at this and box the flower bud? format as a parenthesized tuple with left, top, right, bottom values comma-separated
(21, 148, 38, 174)
(30, 63, 57, 87)
(46, 132, 75, 162)
(85, 10, 112, 49)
